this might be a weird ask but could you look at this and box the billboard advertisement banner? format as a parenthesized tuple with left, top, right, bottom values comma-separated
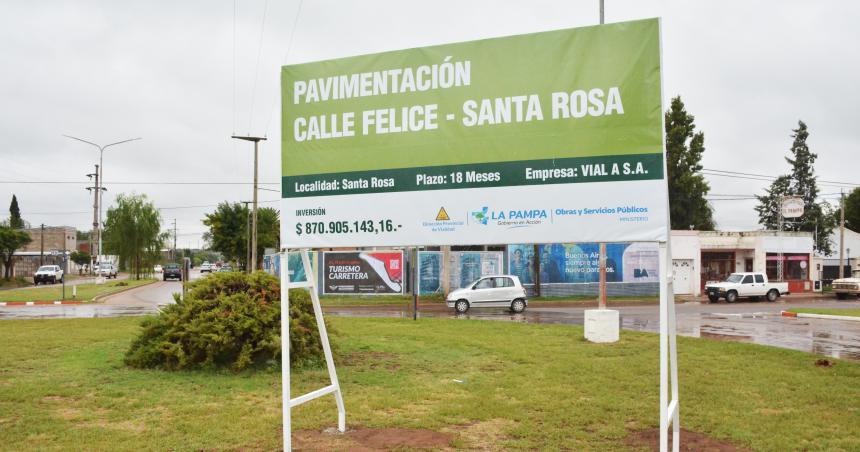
(281, 19, 666, 248)
(322, 251, 404, 294)
(508, 243, 658, 285)
(418, 251, 503, 294)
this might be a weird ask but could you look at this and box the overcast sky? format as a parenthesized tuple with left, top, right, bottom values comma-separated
(2, 0, 858, 248)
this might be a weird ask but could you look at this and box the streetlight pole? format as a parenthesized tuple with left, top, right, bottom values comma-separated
(231, 135, 266, 272)
(63, 135, 141, 264)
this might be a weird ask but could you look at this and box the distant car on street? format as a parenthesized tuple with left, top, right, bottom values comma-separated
(200, 261, 213, 273)
(832, 269, 860, 300)
(704, 272, 789, 303)
(163, 263, 182, 281)
(97, 263, 118, 279)
(217, 265, 233, 273)
(446, 275, 528, 314)
(34, 265, 64, 285)
(153, 264, 163, 273)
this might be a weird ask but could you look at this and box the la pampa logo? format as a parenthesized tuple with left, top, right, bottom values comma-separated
(471, 207, 489, 225)
(471, 207, 548, 227)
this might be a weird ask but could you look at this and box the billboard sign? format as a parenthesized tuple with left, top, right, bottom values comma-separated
(322, 251, 404, 294)
(281, 19, 666, 248)
(417, 251, 503, 294)
(508, 243, 658, 285)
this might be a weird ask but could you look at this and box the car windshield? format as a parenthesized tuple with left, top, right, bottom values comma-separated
(166, 264, 180, 269)
(37, 266, 54, 272)
(725, 274, 744, 283)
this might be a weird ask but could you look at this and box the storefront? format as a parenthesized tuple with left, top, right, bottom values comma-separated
(670, 230, 814, 296)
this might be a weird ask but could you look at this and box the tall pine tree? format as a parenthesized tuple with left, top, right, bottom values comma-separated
(8, 195, 23, 229)
(665, 96, 715, 230)
(755, 121, 834, 254)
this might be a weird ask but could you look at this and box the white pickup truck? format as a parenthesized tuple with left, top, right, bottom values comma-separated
(832, 269, 860, 300)
(704, 272, 790, 303)
(33, 265, 64, 285)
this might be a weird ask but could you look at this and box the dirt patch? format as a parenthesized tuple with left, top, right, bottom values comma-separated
(626, 428, 750, 452)
(453, 419, 515, 450)
(294, 427, 453, 451)
(340, 351, 401, 371)
(815, 358, 835, 367)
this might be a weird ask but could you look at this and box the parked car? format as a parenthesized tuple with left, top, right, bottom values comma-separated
(163, 263, 182, 281)
(832, 269, 860, 300)
(218, 266, 233, 273)
(446, 275, 528, 314)
(200, 261, 213, 273)
(704, 272, 789, 303)
(98, 263, 118, 279)
(153, 264, 163, 273)
(34, 265, 64, 285)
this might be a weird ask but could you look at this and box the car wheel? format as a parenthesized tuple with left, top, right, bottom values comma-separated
(766, 289, 778, 302)
(725, 290, 738, 303)
(454, 299, 469, 314)
(707, 294, 719, 303)
(510, 298, 526, 313)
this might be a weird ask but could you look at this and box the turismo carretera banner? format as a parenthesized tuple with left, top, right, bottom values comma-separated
(322, 251, 404, 294)
(507, 243, 658, 285)
(282, 19, 666, 247)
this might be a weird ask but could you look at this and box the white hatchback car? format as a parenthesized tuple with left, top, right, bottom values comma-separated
(446, 275, 528, 314)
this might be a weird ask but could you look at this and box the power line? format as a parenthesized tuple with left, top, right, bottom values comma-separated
(23, 199, 280, 216)
(2, 180, 279, 185)
(702, 168, 860, 187)
(264, 0, 304, 135)
(247, 0, 269, 133)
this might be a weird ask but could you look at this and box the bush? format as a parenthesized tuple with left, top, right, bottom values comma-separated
(124, 271, 331, 371)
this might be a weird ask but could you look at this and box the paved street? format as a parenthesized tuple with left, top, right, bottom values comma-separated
(323, 297, 860, 361)
(3, 280, 859, 360)
(0, 273, 130, 291)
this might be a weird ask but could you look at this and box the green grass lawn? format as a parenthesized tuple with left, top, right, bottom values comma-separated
(0, 279, 154, 303)
(0, 317, 858, 451)
(791, 308, 860, 318)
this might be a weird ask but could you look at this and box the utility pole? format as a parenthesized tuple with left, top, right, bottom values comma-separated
(64, 135, 141, 263)
(840, 190, 846, 279)
(40, 224, 45, 265)
(241, 201, 251, 273)
(86, 165, 99, 274)
(777, 197, 784, 281)
(173, 219, 178, 262)
(231, 135, 266, 272)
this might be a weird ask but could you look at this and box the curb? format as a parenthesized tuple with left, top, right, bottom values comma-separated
(92, 279, 159, 303)
(781, 310, 860, 322)
(0, 300, 83, 307)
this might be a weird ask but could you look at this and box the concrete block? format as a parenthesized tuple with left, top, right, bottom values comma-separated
(584, 309, 620, 343)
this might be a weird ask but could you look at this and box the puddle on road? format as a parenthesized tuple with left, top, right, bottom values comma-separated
(0, 305, 161, 320)
(325, 306, 860, 361)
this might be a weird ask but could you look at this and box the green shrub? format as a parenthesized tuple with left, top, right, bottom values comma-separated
(124, 271, 331, 371)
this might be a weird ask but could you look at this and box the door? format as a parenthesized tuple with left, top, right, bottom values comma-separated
(470, 278, 495, 304)
(672, 260, 693, 295)
(738, 274, 756, 296)
(495, 277, 519, 302)
(745, 258, 753, 272)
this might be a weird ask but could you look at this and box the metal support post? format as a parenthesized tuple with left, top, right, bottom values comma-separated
(281, 249, 346, 451)
(659, 241, 680, 452)
(598, 242, 607, 309)
(412, 247, 418, 320)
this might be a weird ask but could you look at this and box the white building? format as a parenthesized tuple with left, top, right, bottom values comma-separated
(814, 227, 860, 281)
(671, 230, 815, 296)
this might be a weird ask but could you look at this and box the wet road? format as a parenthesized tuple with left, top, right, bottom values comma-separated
(3, 281, 859, 360)
(323, 298, 860, 361)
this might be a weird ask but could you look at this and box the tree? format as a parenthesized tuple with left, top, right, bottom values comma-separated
(8, 195, 24, 229)
(840, 188, 860, 233)
(665, 96, 715, 230)
(103, 194, 164, 279)
(202, 203, 279, 269)
(0, 225, 32, 280)
(755, 121, 835, 254)
(70, 250, 91, 275)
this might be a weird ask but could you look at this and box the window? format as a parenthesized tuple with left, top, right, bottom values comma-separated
(742, 275, 754, 284)
(755, 274, 764, 283)
(494, 277, 514, 288)
(474, 278, 493, 290)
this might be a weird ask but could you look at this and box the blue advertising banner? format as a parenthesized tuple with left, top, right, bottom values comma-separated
(418, 251, 503, 294)
(263, 252, 309, 283)
(507, 243, 658, 285)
